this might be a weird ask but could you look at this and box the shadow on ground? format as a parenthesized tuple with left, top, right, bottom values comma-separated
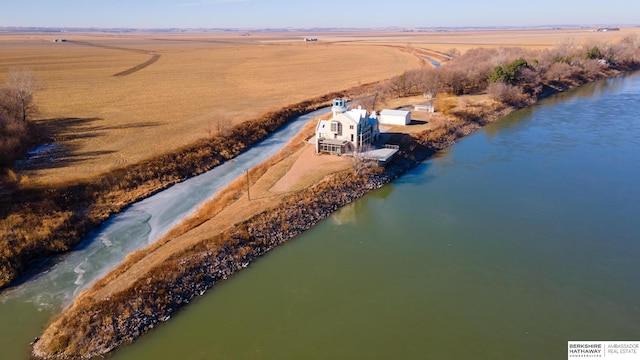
(15, 117, 161, 171)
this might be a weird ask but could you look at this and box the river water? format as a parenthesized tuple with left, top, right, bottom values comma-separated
(2, 73, 640, 359)
(114, 73, 640, 360)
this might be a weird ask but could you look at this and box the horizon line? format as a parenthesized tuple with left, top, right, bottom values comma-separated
(0, 24, 637, 33)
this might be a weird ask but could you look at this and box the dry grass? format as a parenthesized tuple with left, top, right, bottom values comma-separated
(4, 30, 638, 290)
(86, 113, 345, 299)
(0, 32, 419, 185)
(61, 90, 470, 303)
(4, 29, 637, 186)
(34, 45, 640, 356)
(5, 29, 637, 186)
(321, 28, 640, 53)
(32, 87, 509, 358)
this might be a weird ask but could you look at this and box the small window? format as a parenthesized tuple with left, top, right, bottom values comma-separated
(350, 125, 354, 130)
(351, 134, 354, 142)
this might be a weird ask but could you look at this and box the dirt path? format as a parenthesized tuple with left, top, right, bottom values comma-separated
(68, 40, 161, 76)
(270, 144, 351, 192)
(113, 53, 160, 77)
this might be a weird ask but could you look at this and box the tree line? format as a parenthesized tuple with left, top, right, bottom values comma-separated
(365, 36, 640, 109)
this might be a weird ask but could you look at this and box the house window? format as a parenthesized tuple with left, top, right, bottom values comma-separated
(351, 134, 354, 142)
(350, 125, 354, 130)
(331, 122, 338, 133)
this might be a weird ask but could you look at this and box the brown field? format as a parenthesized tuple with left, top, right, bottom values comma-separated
(2, 28, 638, 186)
(30, 27, 640, 356)
(319, 28, 640, 52)
(0, 32, 418, 185)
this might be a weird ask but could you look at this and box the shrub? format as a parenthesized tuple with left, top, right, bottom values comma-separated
(545, 62, 574, 82)
(585, 46, 603, 60)
(488, 58, 529, 84)
(433, 93, 456, 114)
(487, 82, 528, 106)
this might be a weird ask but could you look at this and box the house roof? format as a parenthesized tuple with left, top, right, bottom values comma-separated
(318, 138, 350, 146)
(336, 108, 367, 125)
(380, 109, 410, 117)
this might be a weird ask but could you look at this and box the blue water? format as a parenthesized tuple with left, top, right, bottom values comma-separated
(3, 72, 640, 359)
(113, 72, 640, 360)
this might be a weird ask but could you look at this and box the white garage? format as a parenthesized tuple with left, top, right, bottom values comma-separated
(379, 109, 411, 126)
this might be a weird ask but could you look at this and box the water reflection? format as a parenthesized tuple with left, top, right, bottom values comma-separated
(332, 186, 394, 225)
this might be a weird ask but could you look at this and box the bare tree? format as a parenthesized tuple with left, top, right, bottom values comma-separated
(207, 117, 230, 137)
(439, 67, 466, 95)
(385, 71, 417, 98)
(416, 67, 441, 96)
(611, 35, 640, 65)
(447, 48, 460, 58)
(545, 62, 574, 82)
(487, 82, 528, 106)
(357, 94, 379, 112)
(0, 69, 39, 167)
(348, 142, 373, 175)
(0, 69, 39, 123)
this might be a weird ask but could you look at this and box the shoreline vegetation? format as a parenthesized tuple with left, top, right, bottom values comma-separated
(0, 35, 637, 358)
(0, 85, 378, 291)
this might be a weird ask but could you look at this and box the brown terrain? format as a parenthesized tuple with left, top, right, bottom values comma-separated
(0, 32, 419, 185)
(79, 98, 446, 300)
(1, 28, 634, 186)
(1, 27, 639, 358)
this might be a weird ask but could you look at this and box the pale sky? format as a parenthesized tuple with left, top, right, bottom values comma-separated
(2, 0, 638, 29)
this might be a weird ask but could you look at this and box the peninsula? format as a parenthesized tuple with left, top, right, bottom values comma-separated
(26, 34, 640, 358)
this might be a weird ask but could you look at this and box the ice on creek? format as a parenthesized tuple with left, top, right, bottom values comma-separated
(0, 105, 334, 310)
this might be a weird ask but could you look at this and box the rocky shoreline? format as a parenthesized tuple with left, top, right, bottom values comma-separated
(32, 66, 638, 359)
(31, 103, 502, 358)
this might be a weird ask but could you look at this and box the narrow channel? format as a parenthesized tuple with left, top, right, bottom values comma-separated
(0, 104, 337, 359)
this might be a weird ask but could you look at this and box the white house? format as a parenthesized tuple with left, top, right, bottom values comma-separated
(379, 109, 411, 125)
(316, 98, 380, 155)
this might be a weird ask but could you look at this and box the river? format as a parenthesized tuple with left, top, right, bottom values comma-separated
(3, 73, 640, 359)
(114, 73, 640, 359)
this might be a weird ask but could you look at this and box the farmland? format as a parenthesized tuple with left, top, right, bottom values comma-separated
(1, 28, 635, 185)
(2, 26, 639, 358)
(0, 32, 417, 185)
(1, 28, 638, 291)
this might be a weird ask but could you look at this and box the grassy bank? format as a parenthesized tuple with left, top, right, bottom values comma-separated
(32, 61, 640, 358)
(0, 85, 378, 291)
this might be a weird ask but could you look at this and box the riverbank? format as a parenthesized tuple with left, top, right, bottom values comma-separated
(0, 83, 387, 291)
(33, 63, 640, 357)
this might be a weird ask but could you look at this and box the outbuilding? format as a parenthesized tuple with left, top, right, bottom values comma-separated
(379, 109, 411, 126)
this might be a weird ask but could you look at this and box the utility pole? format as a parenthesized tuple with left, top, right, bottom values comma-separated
(245, 169, 251, 201)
